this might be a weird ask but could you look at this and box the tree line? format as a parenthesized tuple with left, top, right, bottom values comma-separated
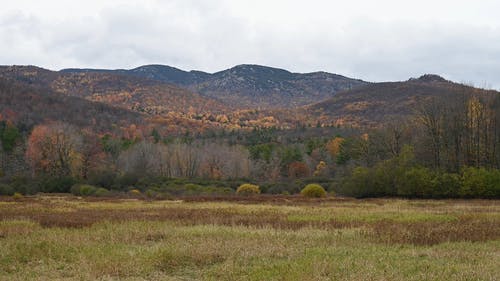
(0, 89, 499, 198)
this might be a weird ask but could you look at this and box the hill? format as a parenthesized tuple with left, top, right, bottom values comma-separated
(62, 64, 368, 109)
(303, 75, 500, 127)
(0, 65, 229, 116)
(0, 77, 144, 133)
(62, 64, 212, 86)
(4, 64, 498, 132)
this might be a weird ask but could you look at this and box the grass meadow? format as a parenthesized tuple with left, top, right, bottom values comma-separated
(0, 195, 499, 280)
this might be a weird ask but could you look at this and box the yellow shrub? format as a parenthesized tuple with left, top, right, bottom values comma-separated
(301, 184, 327, 198)
(129, 189, 141, 196)
(12, 192, 24, 200)
(236, 184, 260, 196)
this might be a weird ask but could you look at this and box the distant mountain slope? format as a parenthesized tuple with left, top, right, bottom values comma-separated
(5, 64, 495, 132)
(62, 64, 211, 86)
(0, 77, 144, 132)
(303, 74, 500, 127)
(62, 64, 368, 109)
(51, 72, 228, 115)
(0, 65, 229, 115)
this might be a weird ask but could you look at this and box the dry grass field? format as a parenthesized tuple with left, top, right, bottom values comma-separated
(0, 195, 499, 280)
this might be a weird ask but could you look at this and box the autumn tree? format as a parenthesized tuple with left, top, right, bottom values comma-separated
(313, 161, 327, 176)
(326, 137, 344, 159)
(26, 122, 82, 177)
(200, 143, 250, 179)
(288, 161, 310, 178)
(79, 130, 106, 179)
(416, 98, 449, 169)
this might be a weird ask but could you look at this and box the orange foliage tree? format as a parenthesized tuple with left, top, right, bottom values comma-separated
(26, 122, 82, 177)
(326, 137, 345, 159)
(313, 161, 327, 176)
(288, 161, 310, 178)
(79, 130, 106, 179)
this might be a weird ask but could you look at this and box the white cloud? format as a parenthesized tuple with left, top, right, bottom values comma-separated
(0, 0, 499, 89)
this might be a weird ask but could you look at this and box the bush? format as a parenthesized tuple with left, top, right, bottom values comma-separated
(71, 184, 98, 196)
(432, 173, 461, 198)
(0, 183, 14, 196)
(184, 184, 202, 195)
(460, 167, 500, 198)
(261, 182, 299, 194)
(116, 173, 140, 190)
(94, 187, 110, 197)
(129, 189, 142, 196)
(396, 167, 434, 198)
(203, 186, 234, 195)
(88, 170, 116, 189)
(236, 184, 260, 195)
(340, 167, 373, 197)
(301, 183, 327, 198)
(40, 176, 76, 193)
(10, 176, 39, 195)
(12, 192, 23, 200)
(145, 189, 160, 199)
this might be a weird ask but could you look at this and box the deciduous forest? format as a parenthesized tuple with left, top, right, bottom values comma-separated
(0, 82, 499, 198)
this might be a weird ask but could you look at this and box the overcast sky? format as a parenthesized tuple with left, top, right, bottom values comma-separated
(1, 0, 499, 88)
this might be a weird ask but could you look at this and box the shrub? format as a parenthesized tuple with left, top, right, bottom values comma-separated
(129, 189, 142, 196)
(203, 186, 234, 195)
(396, 167, 434, 198)
(236, 184, 260, 195)
(88, 170, 116, 189)
(184, 184, 202, 195)
(70, 184, 80, 195)
(340, 167, 372, 197)
(116, 173, 140, 190)
(460, 167, 500, 198)
(10, 176, 39, 195)
(431, 173, 461, 198)
(261, 181, 302, 194)
(301, 183, 327, 198)
(12, 192, 23, 200)
(145, 189, 159, 199)
(71, 184, 98, 196)
(0, 183, 14, 196)
(40, 176, 76, 193)
(94, 187, 110, 197)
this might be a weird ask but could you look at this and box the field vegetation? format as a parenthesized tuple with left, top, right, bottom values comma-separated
(0, 195, 498, 280)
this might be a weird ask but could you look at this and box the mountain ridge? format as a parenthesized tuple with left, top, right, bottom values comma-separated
(61, 64, 369, 108)
(2, 64, 497, 134)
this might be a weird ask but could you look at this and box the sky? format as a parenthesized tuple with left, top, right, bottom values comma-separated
(1, 0, 499, 88)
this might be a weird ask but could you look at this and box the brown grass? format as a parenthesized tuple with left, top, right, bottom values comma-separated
(368, 216, 500, 245)
(0, 195, 499, 246)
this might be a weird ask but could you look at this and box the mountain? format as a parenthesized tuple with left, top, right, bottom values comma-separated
(62, 64, 212, 86)
(191, 65, 367, 109)
(302, 74, 500, 127)
(0, 65, 229, 116)
(4, 64, 497, 133)
(0, 77, 144, 133)
(62, 64, 368, 109)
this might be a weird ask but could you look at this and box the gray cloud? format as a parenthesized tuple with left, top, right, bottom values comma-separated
(1, 0, 499, 89)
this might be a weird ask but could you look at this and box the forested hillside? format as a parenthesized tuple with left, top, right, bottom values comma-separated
(62, 64, 368, 109)
(0, 64, 499, 199)
(302, 74, 500, 127)
(0, 77, 144, 132)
